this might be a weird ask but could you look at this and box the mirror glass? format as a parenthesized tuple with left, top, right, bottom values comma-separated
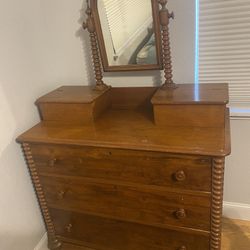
(97, 0, 159, 68)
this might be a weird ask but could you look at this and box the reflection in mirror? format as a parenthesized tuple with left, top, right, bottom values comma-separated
(98, 0, 157, 66)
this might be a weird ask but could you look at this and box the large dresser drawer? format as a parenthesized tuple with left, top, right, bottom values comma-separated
(41, 176, 211, 231)
(31, 143, 211, 192)
(50, 208, 210, 250)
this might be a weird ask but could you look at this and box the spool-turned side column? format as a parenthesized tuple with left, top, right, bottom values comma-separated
(22, 143, 62, 250)
(211, 157, 225, 250)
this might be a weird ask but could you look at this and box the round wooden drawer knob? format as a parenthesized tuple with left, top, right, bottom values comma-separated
(169, 11, 175, 20)
(57, 190, 66, 200)
(49, 158, 57, 167)
(65, 223, 73, 233)
(175, 208, 187, 219)
(174, 170, 186, 182)
(178, 246, 187, 250)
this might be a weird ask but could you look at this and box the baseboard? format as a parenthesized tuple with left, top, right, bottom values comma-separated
(223, 201, 250, 221)
(34, 233, 48, 250)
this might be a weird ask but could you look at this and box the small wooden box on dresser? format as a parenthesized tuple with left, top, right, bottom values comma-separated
(17, 83, 230, 250)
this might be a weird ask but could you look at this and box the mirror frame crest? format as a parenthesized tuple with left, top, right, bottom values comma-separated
(89, 0, 163, 72)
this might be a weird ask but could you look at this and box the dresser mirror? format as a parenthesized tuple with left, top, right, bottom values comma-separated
(89, 0, 163, 72)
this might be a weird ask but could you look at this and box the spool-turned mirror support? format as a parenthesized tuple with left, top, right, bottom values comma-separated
(83, 1, 109, 91)
(158, 0, 177, 89)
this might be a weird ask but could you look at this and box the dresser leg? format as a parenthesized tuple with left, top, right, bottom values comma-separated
(210, 157, 225, 250)
(22, 143, 62, 250)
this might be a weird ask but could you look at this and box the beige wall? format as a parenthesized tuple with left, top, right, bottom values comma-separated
(224, 119, 250, 204)
(0, 0, 87, 249)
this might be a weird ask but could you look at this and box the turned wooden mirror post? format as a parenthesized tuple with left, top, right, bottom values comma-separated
(158, 0, 177, 88)
(82, 0, 109, 91)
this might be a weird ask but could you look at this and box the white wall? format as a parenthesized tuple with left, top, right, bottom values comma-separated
(224, 119, 250, 204)
(0, 0, 88, 249)
(223, 119, 250, 221)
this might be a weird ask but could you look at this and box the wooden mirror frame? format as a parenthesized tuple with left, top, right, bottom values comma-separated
(90, 0, 163, 72)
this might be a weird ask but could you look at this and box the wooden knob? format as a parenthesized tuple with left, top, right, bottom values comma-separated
(82, 21, 88, 30)
(49, 158, 57, 167)
(159, 0, 167, 6)
(169, 11, 174, 19)
(175, 208, 187, 219)
(57, 190, 66, 200)
(178, 246, 187, 250)
(65, 223, 73, 233)
(174, 170, 186, 182)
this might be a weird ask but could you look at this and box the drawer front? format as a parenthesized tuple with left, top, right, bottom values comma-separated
(31, 143, 211, 192)
(41, 176, 211, 231)
(50, 208, 210, 250)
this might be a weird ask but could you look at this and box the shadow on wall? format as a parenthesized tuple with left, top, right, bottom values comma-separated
(0, 230, 44, 250)
(76, 0, 163, 87)
(75, 0, 95, 86)
(0, 139, 45, 250)
(222, 218, 250, 250)
(0, 83, 44, 250)
(0, 84, 16, 157)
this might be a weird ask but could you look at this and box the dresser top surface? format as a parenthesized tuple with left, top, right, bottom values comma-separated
(17, 108, 230, 156)
(151, 83, 229, 105)
(36, 86, 110, 104)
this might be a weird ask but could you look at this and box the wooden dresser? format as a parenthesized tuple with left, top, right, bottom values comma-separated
(17, 84, 230, 250)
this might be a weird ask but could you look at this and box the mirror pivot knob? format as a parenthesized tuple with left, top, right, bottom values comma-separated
(169, 11, 174, 19)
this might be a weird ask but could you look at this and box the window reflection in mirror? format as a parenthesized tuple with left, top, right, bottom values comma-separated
(98, 0, 157, 66)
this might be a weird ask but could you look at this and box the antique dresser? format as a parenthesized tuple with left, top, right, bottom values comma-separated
(17, 1, 231, 250)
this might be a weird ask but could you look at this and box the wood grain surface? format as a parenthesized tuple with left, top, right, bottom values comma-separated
(151, 83, 229, 104)
(36, 86, 109, 104)
(222, 218, 250, 250)
(31, 143, 212, 192)
(41, 175, 211, 231)
(59, 218, 250, 250)
(51, 208, 210, 250)
(17, 108, 230, 156)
